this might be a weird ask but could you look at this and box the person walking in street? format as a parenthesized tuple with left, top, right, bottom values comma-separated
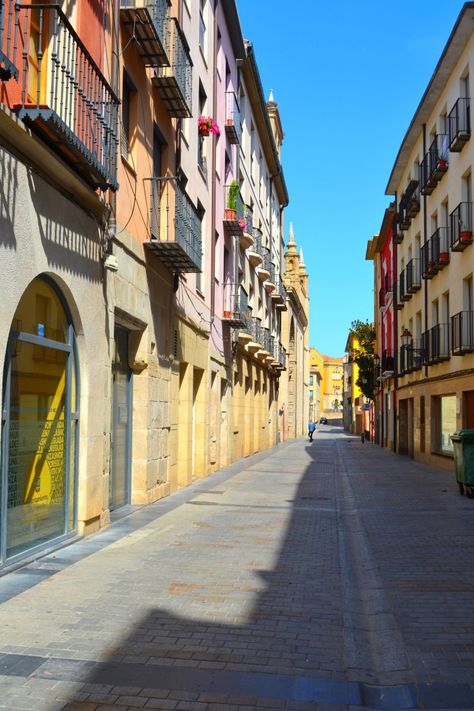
(308, 420, 316, 442)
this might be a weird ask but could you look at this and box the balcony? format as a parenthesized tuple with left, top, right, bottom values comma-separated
(239, 205, 254, 250)
(430, 227, 450, 270)
(399, 341, 424, 375)
(419, 134, 449, 195)
(381, 350, 395, 377)
(257, 327, 272, 361)
(271, 276, 287, 309)
(448, 97, 470, 152)
(450, 201, 473, 251)
(120, 0, 171, 68)
(393, 215, 403, 244)
(379, 272, 393, 307)
(223, 285, 250, 330)
(406, 258, 421, 293)
(225, 91, 241, 145)
(248, 228, 263, 267)
(397, 269, 411, 300)
(264, 263, 276, 294)
(405, 181, 420, 218)
(152, 17, 192, 117)
(394, 285, 404, 311)
(451, 311, 474, 355)
(272, 343, 287, 371)
(145, 177, 201, 272)
(421, 242, 435, 279)
(256, 248, 271, 282)
(423, 324, 450, 365)
(13, 4, 118, 191)
(247, 317, 263, 354)
(223, 183, 244, 236)
(0, 0, 18, 79)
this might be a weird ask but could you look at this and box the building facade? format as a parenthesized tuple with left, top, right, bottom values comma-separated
(384, 2, 474, 467)
(0, 0, 308, 572)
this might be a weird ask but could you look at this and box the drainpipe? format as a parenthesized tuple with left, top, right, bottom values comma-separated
(423, 124, 428, 379)
(210, 0, 218, 320)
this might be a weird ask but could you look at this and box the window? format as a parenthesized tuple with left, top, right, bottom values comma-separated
(199, 0, 206, 52)
(309, 375, 313, 386)
(196, 203, 205, 294)
(433, 395, 457, 455)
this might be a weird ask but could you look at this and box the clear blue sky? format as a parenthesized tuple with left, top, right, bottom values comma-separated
(236, 0, 463, 356)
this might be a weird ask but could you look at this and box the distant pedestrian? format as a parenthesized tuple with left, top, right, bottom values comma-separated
(361, 431, 365, 444)
(308, 420, 316, 441)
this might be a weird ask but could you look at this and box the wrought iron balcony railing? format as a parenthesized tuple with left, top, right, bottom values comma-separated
(152, 17, 192, 117)
(379, 272, 393, 307)
(451, 311, 474, 355)
(406, 258, 421, 293)
(13, 3, 118, 191)
(249, 317, 262, 347)
(399, 341, 424, 375)
(146, 176, 201, 272)
(225, 91, 241, 145)
(0, 0, 18, 79)
(420, 134, 449, 195)
(406, 181, 420, 218)
(223, 284, 250, 329)
(423, 323, 450, 364)
(399, 269, 410, 303)
(450, 201, 473, 251)
(392, 214, 403, 244)
(257, 247, 271, 281)
(223, 183, 244, 236)
(381, 350, 395, 375)
(271, 276, 287, 309)
(120, 0, 171, 67)
(448, 97, 470, 152)
(422, 227, 450, 278)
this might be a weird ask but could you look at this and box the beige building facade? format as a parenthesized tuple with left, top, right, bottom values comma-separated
(0, 0, 310, 573)
(385, 3, 474, 467)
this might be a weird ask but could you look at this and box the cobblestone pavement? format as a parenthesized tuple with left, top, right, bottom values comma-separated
(0, 426, 474, 710)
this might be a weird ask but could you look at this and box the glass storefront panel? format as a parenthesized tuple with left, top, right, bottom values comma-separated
(12, 279, 68, 343)
(440, 395, 456, 454)
(110, 327, 131, 510)
(7, 340, 67, 558)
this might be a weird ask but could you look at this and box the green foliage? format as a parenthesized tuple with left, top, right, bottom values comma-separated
(350, 319, 376, 400)
(227, 179, 239, 210)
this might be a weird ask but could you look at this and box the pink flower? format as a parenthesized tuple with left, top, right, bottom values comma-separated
(198, 115, 220, 135)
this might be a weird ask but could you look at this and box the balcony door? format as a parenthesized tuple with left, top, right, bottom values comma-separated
(110, 326, 132, 511)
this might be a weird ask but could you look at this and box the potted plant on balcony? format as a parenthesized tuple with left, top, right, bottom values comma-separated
(460, 228, 473, 244)
(198, 116, 220, 137)
(225, 179, 239, 220)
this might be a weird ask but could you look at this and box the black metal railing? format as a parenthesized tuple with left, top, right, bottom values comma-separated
(392, 214, 402, 244)
(419, 134, 449, 195)
(149, 177, 201, 271)
(430, 226, 450, 268)
(15, 3, 118, 190)
(0, 0, 18, 79)
(153, 17, 192, 117)
(406, 182, 420, 217)
(251, 227, 262, 255)
(399, 340, 424, 374)
(223, 284, 250, 329)
(260, 248, 271, 274)
(406, 258, 421, 292)
(278, 344, 287, 369)
(261, 327, 271, 353)
(249, 317, 262, 346)
(225, 90, 241, 144)
(421, 242, 435, 279)
(451, 311, 474, 354)
(399, 269, 409, 302)
(448, 97, 470, 151)
(381, 350, 395, 374)
(423, 323, 450, 364)
(450, 201, 473, 251)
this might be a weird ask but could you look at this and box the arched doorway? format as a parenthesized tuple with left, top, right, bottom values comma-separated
(1, 276, 79, 565)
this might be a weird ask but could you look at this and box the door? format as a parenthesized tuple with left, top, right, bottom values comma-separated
(110, 326, 132, 510)
(1, 277, 78, 565)
(464, 391, 474, 428)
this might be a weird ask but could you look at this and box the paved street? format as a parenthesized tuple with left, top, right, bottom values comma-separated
(0, 425, 474, 711)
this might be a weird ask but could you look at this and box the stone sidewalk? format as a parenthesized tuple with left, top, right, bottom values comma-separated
(0, 426, 473, 710)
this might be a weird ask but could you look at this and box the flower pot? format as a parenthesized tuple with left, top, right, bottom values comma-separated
(437, 159, 447, 170)
(439, 251, 449, 264)
(199, 125, 210, 137)
(225, 208, 236, 220)
(223, 310, 232, 319)
(461, 230, 472, 243)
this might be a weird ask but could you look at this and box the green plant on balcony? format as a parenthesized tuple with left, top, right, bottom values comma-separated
(225, 179, 239, 220)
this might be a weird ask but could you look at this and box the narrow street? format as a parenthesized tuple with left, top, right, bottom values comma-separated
(0, 426, 473, 711)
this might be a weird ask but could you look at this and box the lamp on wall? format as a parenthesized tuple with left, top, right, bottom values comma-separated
(401, 328, 412, 347)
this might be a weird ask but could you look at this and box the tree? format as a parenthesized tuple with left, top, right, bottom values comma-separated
(349, 320, 376, 400)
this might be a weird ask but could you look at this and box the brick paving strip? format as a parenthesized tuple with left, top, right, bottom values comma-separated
(0, 429, 473, 710)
